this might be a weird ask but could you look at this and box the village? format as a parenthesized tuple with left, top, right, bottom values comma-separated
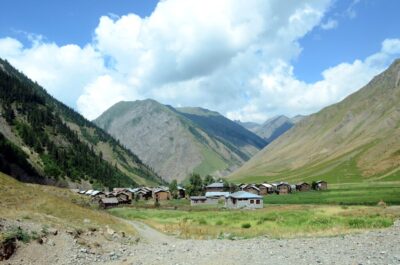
(73, 180, 328, 210)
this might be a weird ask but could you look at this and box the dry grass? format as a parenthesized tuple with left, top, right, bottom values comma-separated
(0, 172, 136, 235)
(110, 204, 400, 239)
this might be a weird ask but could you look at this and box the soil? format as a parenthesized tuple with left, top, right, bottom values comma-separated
(1, 219, 400, 265)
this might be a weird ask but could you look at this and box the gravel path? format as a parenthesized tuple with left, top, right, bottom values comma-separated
(3, 220, 400, 265)
(107, 220, 400, 265)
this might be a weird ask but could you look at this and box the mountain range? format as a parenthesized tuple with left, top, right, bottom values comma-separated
(0, 58, 163, 189)
(94, 100, 267, 182)
(236, 115, 305, 143)
(229, 59, 400, 184)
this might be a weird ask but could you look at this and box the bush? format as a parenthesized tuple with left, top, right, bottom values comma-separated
(215, 220, 223, 226)
(3, 227, 32, 243)
(241, 223, 251, 229)
(198, 218, 207, 225)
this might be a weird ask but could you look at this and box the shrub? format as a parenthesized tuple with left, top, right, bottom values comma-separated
(241, 223, 251, 229)
(198, 218, 207, 225)
(215, 220, 223, 226)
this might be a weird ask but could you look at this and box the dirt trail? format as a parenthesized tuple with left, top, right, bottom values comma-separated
(127, 220, 173, 243)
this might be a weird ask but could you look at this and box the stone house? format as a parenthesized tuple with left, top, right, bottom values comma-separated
(225, 191, 263, 209)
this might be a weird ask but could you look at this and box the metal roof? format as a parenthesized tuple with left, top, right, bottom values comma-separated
(206, 182, 224, 188)
(260, 183, 273, 188)
(190, 196, 207, 200)
(228, 191, 262, 199)
(101, 197, 119, 204)
(205, 192, 230, 198)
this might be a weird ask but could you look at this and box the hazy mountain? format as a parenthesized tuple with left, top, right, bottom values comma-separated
(230, 59, 400, 184)
(0, 58, 163, 188)
(94, 100, 267, 182)
(235, 115, 300, 143)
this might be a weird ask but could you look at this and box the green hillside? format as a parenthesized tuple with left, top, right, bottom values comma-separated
(0, 58, 163, 188)
(230, 59, 400, 184)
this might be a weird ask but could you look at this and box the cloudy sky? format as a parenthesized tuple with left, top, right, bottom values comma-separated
(1, 0, 400, 122)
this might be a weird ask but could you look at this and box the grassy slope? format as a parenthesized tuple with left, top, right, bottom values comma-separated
(0, 172, 136, 234)
(0, 58, 163, 187)
(229, 59, 400, 184)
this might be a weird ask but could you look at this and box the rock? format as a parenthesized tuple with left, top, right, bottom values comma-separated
(0, 237, 17, 261)
(48, 228, 58, 236)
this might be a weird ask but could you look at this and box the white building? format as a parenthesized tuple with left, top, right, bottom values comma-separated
(225, 191, 263, 209)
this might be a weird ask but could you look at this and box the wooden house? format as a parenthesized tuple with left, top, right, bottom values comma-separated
(115, 192, 131, 204)
(276, 183, 291, 195)
(296, 182, 310, 192)
(205, 182, 225, 192)
(242, 184, 260, 195)
(177, 186, 186, 199)
(258, 183, 273, 195)
(99, 197, 119, 209)
(153, 188, 171, 201)
(316, 181, 328, 190)
(225, 191, 263, 209)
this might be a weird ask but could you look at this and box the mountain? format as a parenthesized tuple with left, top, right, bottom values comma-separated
(230, 59, 400, 184)
(0, 58, 163, 188)
(94, 100, 267, 182)
(235, 115, 298, 143)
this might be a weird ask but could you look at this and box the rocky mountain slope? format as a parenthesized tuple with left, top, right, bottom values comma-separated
(230, 59, 400, 184)
(94, 100, 267, 181)
(236, 115, 300, 142)
(0, 58, 163, 188)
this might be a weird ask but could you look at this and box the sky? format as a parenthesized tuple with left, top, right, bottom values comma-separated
(0, 0, 400, 122)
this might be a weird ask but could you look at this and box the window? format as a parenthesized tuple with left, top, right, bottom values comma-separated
(250, 199, 254, 204)
(256, 200, 260, 204)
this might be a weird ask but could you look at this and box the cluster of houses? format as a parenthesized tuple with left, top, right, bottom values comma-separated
(73, 180, 327, 210)
(73, 186, 186, 208)
(190, 180, 327, 209)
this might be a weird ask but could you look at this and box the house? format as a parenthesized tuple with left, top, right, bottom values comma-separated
(225, 191, 263, 209)
(132, 187, 153, 200)
(296, 182, 310, 192)
(115, 192, 131, 204)
(177, 186, 186, 199)
(276, 182, 291, 195)
(258, 183, 273, 195)
(99, 197, 119, 209)
(316, 181, 328, 190)
(190, 196, 208, 206)
(205, 182, 225, 192)
(153, 188, 171, 201)
(242, 184, 260, 195)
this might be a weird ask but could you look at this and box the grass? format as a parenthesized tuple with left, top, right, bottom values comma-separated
(263, 182, 400, 205)
(109, 204, 400, 239)
(0, 172, 136, 235)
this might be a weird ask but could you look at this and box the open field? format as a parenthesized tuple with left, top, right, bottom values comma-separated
(264, 181, 400, 205)
(109, 204, 400, 239)
(0, 172, 136, 234)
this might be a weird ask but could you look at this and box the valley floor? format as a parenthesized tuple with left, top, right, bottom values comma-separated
(4, 218, 400, 265)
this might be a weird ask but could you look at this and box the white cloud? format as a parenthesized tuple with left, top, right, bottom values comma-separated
(320, 19, 338, 30)
(0, 38, 105, 107)
(0, 0, 399, 123)
(77, 75, 137, 120)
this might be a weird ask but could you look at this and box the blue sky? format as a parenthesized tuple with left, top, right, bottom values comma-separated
(0, 0, 399, 122)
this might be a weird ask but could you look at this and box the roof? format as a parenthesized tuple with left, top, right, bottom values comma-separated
(316, 180, 327, 183)
(206, 182, 224, 188)
(277, 182, 291, 187)
(190, 196, 207, 200)
(177, 186, 186, 191)
(260, 183, 273, 188)
(244, 185, 260, 191)
(228, 191, 262, 199)
(153, 188, 170, 194)
(100, 197, 119, 204)
(296, 182, 309, 186)
(91, 191, 103, 196)
(205, 192, 230, 198)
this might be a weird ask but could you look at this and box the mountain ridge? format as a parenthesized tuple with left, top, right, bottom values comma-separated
(229, 59, 400, 184)
(94, 99, 267, 182)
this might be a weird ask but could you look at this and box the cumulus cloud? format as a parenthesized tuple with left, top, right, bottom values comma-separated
(0, 0, 399, 123)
